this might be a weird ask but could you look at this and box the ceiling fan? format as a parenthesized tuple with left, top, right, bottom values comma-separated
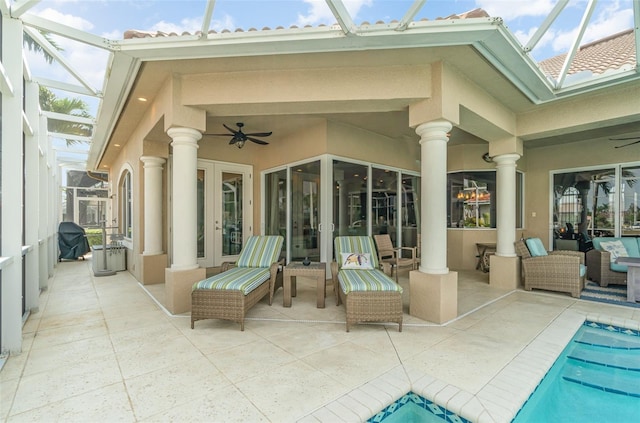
(204, 122, 272, 148)
(610, 135, 640, 148)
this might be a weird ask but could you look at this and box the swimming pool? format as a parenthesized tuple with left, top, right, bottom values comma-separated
(367, 392, 470, 423)
(513, 321, 640, 422)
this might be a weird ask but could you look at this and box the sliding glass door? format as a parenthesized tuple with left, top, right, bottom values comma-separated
(264, 156, 420, 264)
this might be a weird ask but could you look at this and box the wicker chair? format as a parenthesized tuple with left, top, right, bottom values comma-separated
(331, 236, 403, 332)
(191, 235, 284, 331)
(373, 234, 416, 282)
(585, 238, 630, 287)
(514, 238, 585, 298)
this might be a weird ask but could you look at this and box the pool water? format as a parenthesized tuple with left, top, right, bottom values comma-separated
(513, 321, 640, 422)
(367, 392, 470, 423)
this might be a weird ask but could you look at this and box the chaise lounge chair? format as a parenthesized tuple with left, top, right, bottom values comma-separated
(191, 235, 284, 330)
(331, 236, 403, 332)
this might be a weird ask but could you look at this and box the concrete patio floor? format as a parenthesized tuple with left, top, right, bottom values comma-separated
(1, 258, 639, 422)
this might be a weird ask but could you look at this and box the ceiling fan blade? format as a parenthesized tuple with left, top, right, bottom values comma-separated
(246, 136, 269, 145)
(222, 123, 238, 134)
(610, 136, 640, 141)
(204, 133, 233, 136)
(245, 131, 272, 137)
(614, 139, 640, 148)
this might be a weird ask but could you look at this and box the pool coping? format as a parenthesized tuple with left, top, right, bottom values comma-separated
(297, 310, 640, 423)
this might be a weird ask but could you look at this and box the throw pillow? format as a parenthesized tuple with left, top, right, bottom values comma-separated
(525, 238, 548, 257)
(341, 252, 373, 269)
(599, 240, 629, 263)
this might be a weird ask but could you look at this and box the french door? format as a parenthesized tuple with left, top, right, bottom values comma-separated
(197, 160, 252, 268)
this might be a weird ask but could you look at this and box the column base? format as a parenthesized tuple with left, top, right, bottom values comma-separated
(139, 254, 168, 285)
(165, 266, 206, 314)
(489, 255, 521, 290)
(409, 270, 458, 324)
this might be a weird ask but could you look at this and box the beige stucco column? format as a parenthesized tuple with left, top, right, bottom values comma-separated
(490, 153, 521, 289)
(409, 120, 458, 324)
(164, 127, 205, 313)
(139, 156, 168, 285)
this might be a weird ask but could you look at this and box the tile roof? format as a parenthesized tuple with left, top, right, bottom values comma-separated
(123, 8, 490, 39)
(538, 29, 636, 78)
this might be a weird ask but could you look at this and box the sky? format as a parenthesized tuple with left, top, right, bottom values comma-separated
(19, 0, 636, 161)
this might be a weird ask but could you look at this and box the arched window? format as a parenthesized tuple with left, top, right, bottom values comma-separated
(120, 170, 133, 239)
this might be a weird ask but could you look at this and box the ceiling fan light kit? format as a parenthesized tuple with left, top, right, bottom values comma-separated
(204, 122, 272, 148)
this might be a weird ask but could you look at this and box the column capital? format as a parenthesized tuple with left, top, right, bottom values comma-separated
(167, 127, 202, 147)
(140, 156, 166, 168)
(415, 120, 453, 144)
(491, 153, 521, 166)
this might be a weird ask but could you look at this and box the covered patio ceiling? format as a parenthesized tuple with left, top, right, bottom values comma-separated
(5, 0, 640, 171)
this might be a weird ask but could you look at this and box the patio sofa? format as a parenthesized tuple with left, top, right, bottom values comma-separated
(191, 235, 284, 330)
(515, 237, 586, 298)
(331, 236, 403, 332)
(586, 237, 640, 287)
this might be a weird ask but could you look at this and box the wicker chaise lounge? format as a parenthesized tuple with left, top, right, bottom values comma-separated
(331, 236, 403, 332)
(191, 235, 284, 331)
(515, 237, 586, 298)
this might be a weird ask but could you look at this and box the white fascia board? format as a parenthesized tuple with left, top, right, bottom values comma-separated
(116, 18, 504, 59)
(10, 0, 40, 18)
(42, 111, 95, 125)
(116, 16, 557, 103)
(551, 69, 640, 99)
(88, 53, 140, 170)
(0, 60, 15, 96)
(20, 13, 116, 51)
(472, 24, 556, 103)
(33, 77, 100, 97)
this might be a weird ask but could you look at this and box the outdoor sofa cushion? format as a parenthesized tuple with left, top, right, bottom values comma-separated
(592, 237, 640, 272)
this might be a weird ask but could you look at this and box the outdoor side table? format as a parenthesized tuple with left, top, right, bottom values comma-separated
(615, 257, 640, 302)
(283, 262, 327, 308)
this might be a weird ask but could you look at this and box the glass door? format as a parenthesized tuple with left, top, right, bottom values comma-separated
(197, 160, 252, 268)
(290, 161, 321, 262)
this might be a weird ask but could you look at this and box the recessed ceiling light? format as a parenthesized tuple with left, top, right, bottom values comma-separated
(137, 97, 148, 102)
(114, 143, 121, 147)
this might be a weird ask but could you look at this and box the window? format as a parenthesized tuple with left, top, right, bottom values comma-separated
(553, 164, 640, 238)
(121, 170, 132, 239)
(447, 171, 523, 228)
